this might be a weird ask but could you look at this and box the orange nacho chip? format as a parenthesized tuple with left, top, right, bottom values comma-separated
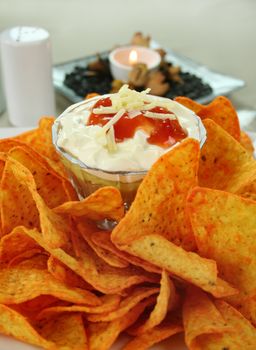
(8, 146, 74, 207)
(54, 186, 124, 221)
(92, 231, 161, 274)
(1, 158, 72, 248)
(0, 157, 40, 235)
(16, 254, 49, 270)
(47, 255, 93, 290)
(175, 95, 241, 140)
(122, 321, 183, 350)
(240, 131, 255, 154)
(14, 117, 62, 165)
(0, 304, 53, 348)
(38, 313, 89, 350)
(20, 226, 157, 294)
(12, 295, 61, 321)
(119, 234, 237, 298)
(183, 286, 229, 349)
(187, 187, 256, 323)
(77, 221, 129, 268)
(0, 139, 77, 201)
(87, 287, 159, 322)
(197, 300, 256, 349)
(0, 227, 41, 265)
(71, 229, 158, 293)
(7, 249, 44, 268)
(0, 263, 100, 305)
(88, 296, 155, 350)
(0, 152, 6, 179)
(199, 119, 256, 194)
(216, 301, 256, 346)
(112, 138, 200, 251)
(130, 270, 172, 335)
(37, 294, 121, 321)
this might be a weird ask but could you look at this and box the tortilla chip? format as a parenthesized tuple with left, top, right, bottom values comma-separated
(0, 227, 41, 265)
(121, 234, 237, 298)
(187, 187, 256, 322)
(92, 231, 161, 274)
(54, 186, 124, 221)
(236, 180, 256, 201)
(38, 313, 89, 350)
(88, 296, 155, 350)
(0, 304, 53, 348)
(122, 321, 183, 350)
(2, 157, 71, 248)
(74, 231, 158, 293)
(175, 96, 202, 114)
(0, 157, 40, 235)
(0, 263, 100, 305)
(112, 138, 200, 251)
(130, 270, 172, 335)
(16, 254, 49, 269)
(183, 287, 229, 349)
(0, 139, 77, 200)
(14, 117, 67, 177)
(22, 226, 157, 294)
(175, 96, 241, 140)
(77, 220, 129, 268)
(240, 131, 255, 154)
(0, 152, 6, 179)
(37, 294, 121, 321)
(87, 287, 159, 322)
(0, 139, 26, 153)
(199, 119, 256, 194)
(85, 92, 100, 100)
(11, 295, 61, 321)
(47, 255, 92, 290)
(8, 146, 72, 208)
(197, 300, 256, 350)
(14, 117, 57, 161)
(8, 249, 44, 267)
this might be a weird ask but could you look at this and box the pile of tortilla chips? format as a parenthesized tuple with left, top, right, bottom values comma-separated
(0, 96, 255, 350)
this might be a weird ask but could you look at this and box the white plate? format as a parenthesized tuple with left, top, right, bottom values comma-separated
(1, 127, 256, 350)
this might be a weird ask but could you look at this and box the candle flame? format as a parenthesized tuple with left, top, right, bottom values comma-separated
(129, 50, 138, 65)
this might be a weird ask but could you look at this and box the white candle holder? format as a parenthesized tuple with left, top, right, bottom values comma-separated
(109, 45, 161, 82)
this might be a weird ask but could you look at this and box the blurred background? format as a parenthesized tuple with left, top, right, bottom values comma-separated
(0, 0, 255, 126)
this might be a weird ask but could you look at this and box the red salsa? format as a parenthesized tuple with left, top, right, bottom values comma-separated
(87, 97, 187, 148)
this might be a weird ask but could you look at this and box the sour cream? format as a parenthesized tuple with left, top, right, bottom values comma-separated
(56, 88, 206, 173)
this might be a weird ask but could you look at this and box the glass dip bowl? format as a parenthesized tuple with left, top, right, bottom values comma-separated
(52, 92, 206, 205)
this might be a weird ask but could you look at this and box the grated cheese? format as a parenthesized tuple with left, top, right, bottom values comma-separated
(92, 107, 118, 114)
(100, 108, 126, 134)
(91, 85, 176, 115)
(143, 111, 177, 120)
(106, 126, 117, 153)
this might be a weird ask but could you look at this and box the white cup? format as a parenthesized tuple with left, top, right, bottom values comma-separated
(0, 26, 55, 126)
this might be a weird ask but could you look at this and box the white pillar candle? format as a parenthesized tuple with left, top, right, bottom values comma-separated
(0, 26, 55, 126)
(0, 69, 5, 114)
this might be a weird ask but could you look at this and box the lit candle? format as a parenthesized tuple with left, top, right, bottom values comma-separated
(109, 46, 161, 82)
(129, 49, 138, 65)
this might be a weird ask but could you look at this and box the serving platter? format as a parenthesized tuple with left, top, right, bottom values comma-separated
(53, 40, 245, 105)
